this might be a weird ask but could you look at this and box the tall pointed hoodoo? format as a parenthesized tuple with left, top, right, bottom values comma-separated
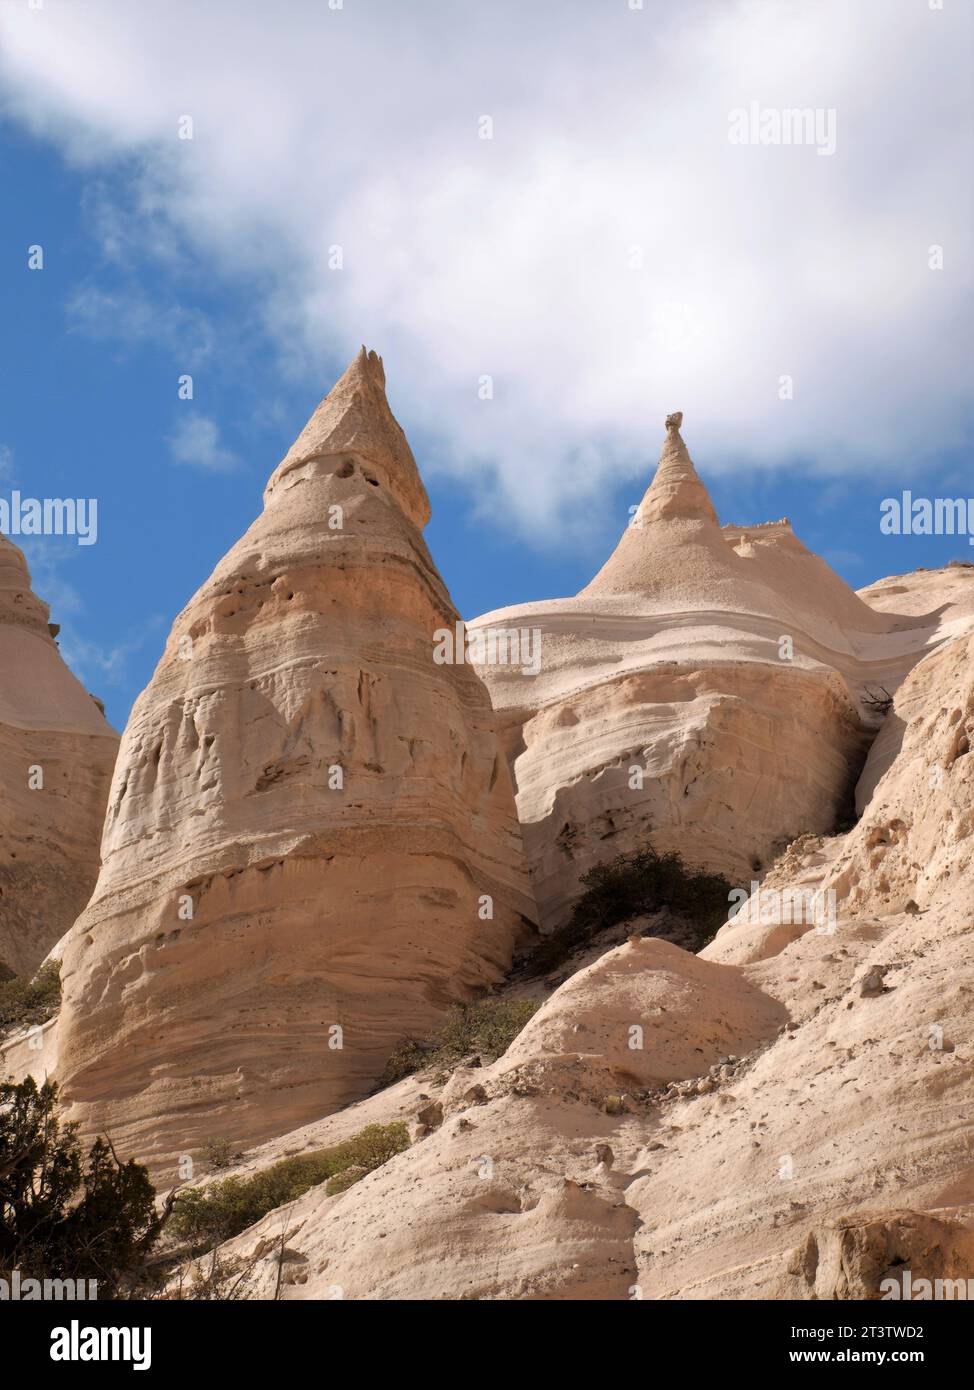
(54, 351, 534, 1167)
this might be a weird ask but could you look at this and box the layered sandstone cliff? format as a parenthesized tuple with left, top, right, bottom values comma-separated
(469, 416, 958, 930)
(22, 383, 974, 1302)
(53, 349, 534, 1168)
(194, 605, 974, 1300)
(0, 536, 117, 976)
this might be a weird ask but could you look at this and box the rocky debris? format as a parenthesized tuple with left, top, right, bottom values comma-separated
(860, 965, 889, 997)
(652, 1052, 748, 1105)
(416, 1100, 443, 1131)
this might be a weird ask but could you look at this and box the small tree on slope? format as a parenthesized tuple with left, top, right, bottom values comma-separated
(0, 1076, 166, 1297)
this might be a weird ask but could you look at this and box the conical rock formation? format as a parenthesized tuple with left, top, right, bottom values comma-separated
(0, 536, 118, 976)
(53, 349, 534, 1169)
(582, 411, 720, 590)
(470, 417, 954, 929)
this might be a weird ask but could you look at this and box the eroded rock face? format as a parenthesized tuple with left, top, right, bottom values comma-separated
(54, 349, 534, 1169)
(0, 536, 118, 976)
(707, 628, 974, 965)
(789, 1211, 974, 1300)
(200, 624, 974, 1301)
(32, 386, 974, 1298)
(467, 416, 944, 931)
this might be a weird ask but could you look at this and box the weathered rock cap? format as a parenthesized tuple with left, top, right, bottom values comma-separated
(264, 346, 431, 528)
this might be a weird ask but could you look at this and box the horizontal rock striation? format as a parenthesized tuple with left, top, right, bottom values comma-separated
(208, 626, 974, 1301)
(469, 416, 957, 929)
(53, 349, 534, 1169)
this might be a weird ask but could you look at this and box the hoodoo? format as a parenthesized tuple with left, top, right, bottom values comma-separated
(53, 349, 534, 1169)
(469, 415, 941, 930)
(0, 535, 118, 976)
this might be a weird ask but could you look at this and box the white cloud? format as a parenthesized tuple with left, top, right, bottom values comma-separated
(167, 412, 238, 473)
(1, 0, 971, 535)
(55, 628, 141, 691)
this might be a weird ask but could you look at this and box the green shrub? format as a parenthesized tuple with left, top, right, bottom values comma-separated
(379, 997, 541, 1086)
(201, 1137, 242, 1171)
(324, 1165, 368, 1196)
(0, 1077, 162, 1297)
(0, 959, 62, 1038)
(525, 846, 732, 975)
(171, 1122, 410, 1250)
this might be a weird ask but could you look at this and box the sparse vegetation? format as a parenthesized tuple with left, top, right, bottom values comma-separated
(379, 997, 541, 1086)
(171, 1122, 410, 1251)
(524, 846, 732, 975)
(201, 1136, 243, 1171)
(0, 959, 62, 1039)
(0, 1077, 166, 1297)
(324, 1164, 368, 1196)
(170, 1249, 265, 1301)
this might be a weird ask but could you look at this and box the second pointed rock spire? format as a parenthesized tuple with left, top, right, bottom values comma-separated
(638, 411, 720, 527)
(581, 411, 725, 597)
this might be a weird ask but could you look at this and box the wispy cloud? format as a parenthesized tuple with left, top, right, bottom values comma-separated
(16, 537, 86, 617)
(67, 283, 213, 366)
(56, 627, 146, 692)
(167, 412, 239, 473)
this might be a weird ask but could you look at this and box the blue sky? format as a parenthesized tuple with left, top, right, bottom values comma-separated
(1, 1, 972, 732)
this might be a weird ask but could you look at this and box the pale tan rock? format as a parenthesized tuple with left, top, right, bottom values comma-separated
(0, 1014, 58, 1084)
(707, 630, 974, 963)
(791, 1210, 974, 1300)
(199, 627, 974, 1301)
(53, 349, 534, 1171)
(468, 418, 950, 931)
(497, 935, 787, 1096)
(37, 394, 974, 1300)
(0, 536, 118, 975)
